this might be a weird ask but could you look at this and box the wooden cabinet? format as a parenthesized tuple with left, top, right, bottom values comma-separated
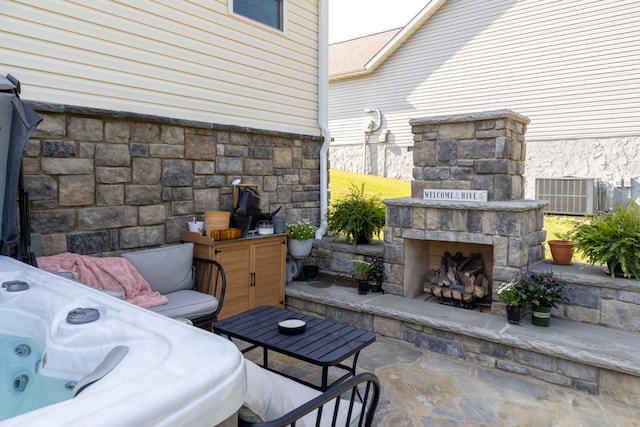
(181, 230, 286, 319)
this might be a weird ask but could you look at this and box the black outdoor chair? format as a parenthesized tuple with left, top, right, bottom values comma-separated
(239, 372, 381, 427)
(191, 257, 227, 329)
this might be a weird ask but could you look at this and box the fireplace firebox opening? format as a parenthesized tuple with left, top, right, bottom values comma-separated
(404, 239, 493, 306)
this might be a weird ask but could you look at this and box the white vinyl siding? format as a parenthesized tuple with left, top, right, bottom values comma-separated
(329, 0, 640, 147)
(0, 0, 320, 136)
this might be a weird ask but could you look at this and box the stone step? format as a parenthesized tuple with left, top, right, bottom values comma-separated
(284, 275, 640, 407)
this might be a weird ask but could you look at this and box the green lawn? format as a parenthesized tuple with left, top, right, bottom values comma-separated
(328, 169, 586, 262)
(329, 169, 411, 202)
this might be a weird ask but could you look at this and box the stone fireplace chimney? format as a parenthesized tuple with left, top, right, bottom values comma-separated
(383, 110, 547, 312)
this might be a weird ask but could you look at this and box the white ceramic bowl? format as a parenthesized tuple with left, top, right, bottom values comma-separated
(278, 319, 306, 335)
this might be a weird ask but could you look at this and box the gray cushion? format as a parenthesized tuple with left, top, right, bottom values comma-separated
(122, 243, 194, 295)
(147, 289, 218, 319)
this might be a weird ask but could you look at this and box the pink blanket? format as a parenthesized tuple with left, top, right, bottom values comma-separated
(37, 253, 168, 308)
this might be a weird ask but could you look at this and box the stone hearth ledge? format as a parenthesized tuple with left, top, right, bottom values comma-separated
(382, 197, 548, 211)
(285, 281, 640, 378)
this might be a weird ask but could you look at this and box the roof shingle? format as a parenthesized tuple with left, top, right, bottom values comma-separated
(328, 28, 401, 76)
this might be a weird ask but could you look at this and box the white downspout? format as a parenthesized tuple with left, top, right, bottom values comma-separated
(316, 0, 330, 239)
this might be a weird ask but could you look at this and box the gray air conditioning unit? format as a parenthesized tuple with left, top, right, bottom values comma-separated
(535, 177, 598, 215)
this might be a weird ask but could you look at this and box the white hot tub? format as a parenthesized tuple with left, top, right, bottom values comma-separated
(0, 255, 246, 427)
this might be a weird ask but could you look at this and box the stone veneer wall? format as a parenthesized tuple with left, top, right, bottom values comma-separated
(310, 238, 384, 276)
(382, 110, 548, 310)
(383, 199, 547, 300)
(23, 103, 322, 256)
(409, 109, 529, 201)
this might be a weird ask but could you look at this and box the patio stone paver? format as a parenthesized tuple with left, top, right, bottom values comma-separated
(248, 335, 640, 426)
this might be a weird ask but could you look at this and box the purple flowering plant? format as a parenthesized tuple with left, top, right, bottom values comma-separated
(516, 270, 568, 308)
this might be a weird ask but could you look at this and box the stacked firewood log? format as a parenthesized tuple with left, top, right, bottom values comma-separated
(424, 251, 489, 303)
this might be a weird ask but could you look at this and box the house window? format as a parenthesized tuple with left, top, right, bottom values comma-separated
(232, 0, 283, 31)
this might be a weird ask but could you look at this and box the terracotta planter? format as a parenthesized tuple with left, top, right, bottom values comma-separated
(548, 240, 574, 265)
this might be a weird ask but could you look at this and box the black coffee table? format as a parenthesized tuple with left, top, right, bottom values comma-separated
(214, 305, 376, 391)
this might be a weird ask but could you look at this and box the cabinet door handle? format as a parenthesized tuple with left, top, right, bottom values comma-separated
(215, 249, 221, 254)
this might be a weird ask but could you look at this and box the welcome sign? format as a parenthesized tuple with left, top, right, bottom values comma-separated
(423, 189, 488, 202)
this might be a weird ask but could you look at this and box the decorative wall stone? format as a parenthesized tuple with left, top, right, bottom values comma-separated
(132, 158, 161, 184)
(130, 123, 160, 143)
(42, 158, 93, 175)
(185, 133, 216, 159)
(24, 175, 57, 200)
(96, 144, 130, 166)
(599, 370, 640, 407)
(25, 103, 321, 254)
(138, 205, 166, 225)
(149, 144, 183, 158)
(125, 185, 162, 205)
(105, 121, 130, 143)
(31, 209, 76, 233)
(193, 160, 215, 175)
(600, 300, 640, 331)
(43, 140, 75, 157)
(67, 117, 103, 141)
(119, 226, 165, 249)
(40, 233, 68, 256)
(97, 185, 124, 206)
(78, 206, 138, 230)
(96, 167, 130, 184)
(160, 125, 184, 145)
(33, 114, 65, 137)
(68, 232, 108, 254)
(59, 175, 95, 206)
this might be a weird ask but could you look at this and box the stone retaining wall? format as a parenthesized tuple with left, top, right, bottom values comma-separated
(24, 103, 322, 256)
(312, 240, 640, 333)
(532, 263, 640, 333)
(310, 238, 383, 275)
(286, 292, 640, 406)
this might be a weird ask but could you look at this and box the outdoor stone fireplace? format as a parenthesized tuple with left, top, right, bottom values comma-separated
(382, 110, 547, 312)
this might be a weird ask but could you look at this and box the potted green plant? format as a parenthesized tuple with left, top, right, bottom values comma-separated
(569, 202, 640, 278)
(495, 280, 525, 324)
(352, 259, 372, 295)
(516, 270, 568, 327)
(366, 256, 384, 292)
(285, 222, 317, 258)
(325, 184, 386, 246)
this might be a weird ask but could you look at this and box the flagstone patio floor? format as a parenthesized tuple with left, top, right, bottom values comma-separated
(241, 333, 640, 427)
